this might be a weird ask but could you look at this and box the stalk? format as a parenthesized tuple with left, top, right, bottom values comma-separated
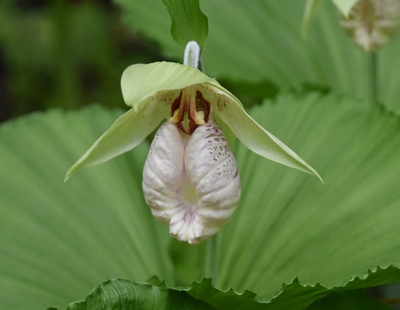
(205, 233, 220, 281)
(369, 51, 378, 103)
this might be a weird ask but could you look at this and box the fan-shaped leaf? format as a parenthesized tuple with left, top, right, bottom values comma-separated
(0, 107, 174, 310)
(214, 92, 400, 303)
(49, 278, 214, 310)
(2, 92, 400, 309)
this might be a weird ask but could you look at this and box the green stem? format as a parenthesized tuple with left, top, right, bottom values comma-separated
(369, 51, 378, 103)
(205, 233, 220, 281)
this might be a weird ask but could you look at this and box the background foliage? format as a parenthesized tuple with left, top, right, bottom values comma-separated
(0, 0, 163, 122)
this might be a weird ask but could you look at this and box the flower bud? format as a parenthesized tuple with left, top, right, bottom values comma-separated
(142, 121, 241, 244)
(340, 0, 400, 51)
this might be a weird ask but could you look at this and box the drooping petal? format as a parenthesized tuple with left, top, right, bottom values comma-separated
(65, 93, 170, 181)
(66, 62, 212, 181)
(121, 62, 214, 109)
(199, 82, 323, 182)
(142, 121, 240, 244)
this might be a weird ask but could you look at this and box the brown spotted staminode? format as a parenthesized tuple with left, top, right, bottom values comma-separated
(169, 86, 211, 134)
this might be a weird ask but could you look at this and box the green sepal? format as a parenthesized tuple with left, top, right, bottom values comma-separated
(64, 103, 167, 180)
(121, 62, 213, 108)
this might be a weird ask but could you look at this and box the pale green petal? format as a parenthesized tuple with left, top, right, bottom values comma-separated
(200, 82, 323, 182)
(121, 62, 214, 108)
(65, 96, 170, 181)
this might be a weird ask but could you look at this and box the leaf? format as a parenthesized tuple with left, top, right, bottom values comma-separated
(331, 0, 358, 17)
(53, 270, 398, 310)
(161, 0, 208, 48)
(115, 0, 400, 112)
(2, 92, 400, 309)
(159, 91, 400, 309)
(50, 279, 215, 310)
(171, 92, 400, 309)
(308, 290, 392, 309)
(165, 269, 400, 310)
(0, 106, 174, 310)
(302, 0, 323, 37)
(213, 92, 400, 304)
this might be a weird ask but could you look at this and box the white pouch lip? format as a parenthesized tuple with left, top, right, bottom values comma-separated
(142, 121, 241, 244)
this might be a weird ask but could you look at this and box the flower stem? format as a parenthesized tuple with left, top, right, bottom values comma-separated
(184, 41, 202, 69)
(205, 233, 219, 281)
(369, 51, 378, 103)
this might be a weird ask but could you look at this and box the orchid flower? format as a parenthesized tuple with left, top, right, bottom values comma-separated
(65, 41, 321, 244)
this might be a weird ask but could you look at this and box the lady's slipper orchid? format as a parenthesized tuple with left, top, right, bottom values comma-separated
(65, 42, 321, 244)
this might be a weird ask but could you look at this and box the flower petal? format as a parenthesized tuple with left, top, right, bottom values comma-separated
(65, 93, 170, 181)
(200, 82, 323, 182)
(121, 62, 214, 108)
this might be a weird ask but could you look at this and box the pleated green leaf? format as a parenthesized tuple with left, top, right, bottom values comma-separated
(161, 0, 208, 48)
(0, 106, 174, 310)
(212, 92, 400, 307)
(58, 268, 399, 310)
(185, 270, 399, 310)
(2, 91, 400, 309)
(49, 279, 215, 310)
(115, 0, 400, 112)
